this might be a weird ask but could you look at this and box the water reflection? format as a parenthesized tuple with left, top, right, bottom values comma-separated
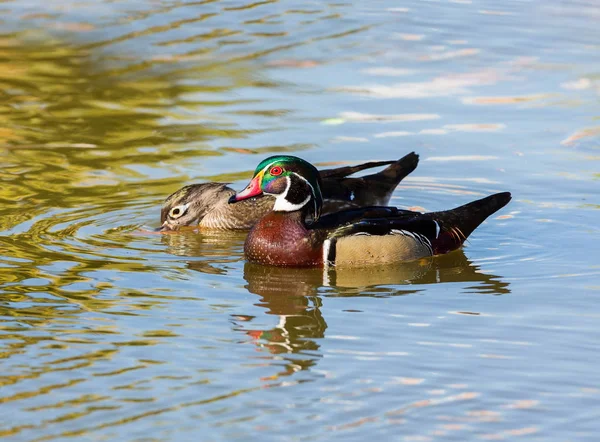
(170, 228, 510, 297)
(235, 263, 327, 377)
(328, 250, 511, 296)
(160, 229, 246, 274)
(222, 251, 510, 380)
(240, 249, 510, 296)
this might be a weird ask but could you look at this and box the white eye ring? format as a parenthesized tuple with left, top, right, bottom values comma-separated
(168, 203, 189, 219)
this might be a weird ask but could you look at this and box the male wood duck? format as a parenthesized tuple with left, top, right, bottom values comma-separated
(229, 155, 512, 268)
(159, 152, 419, 231)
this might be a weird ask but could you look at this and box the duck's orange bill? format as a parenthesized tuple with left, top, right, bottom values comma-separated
(228, 172, 264, 203)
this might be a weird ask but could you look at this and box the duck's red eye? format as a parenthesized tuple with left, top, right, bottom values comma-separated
(270, 166, 283, 176)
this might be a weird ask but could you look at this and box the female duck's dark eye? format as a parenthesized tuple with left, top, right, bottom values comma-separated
(270, 166, 283, 176)
(168, 204, 188, 219)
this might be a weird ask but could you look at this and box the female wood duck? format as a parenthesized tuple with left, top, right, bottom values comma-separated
(229, 155, 512, 268)
(160, 152, 419, 231)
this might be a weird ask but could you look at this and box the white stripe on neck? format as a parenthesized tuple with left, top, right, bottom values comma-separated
(272, 176, 311, 212)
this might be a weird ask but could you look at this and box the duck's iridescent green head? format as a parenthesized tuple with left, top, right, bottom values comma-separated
(228, 155, 323, 221)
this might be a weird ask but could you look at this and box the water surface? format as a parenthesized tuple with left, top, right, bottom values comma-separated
(1, 0, 599, 440)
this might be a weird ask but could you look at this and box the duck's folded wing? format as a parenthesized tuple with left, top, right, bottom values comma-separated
(310, 206, 417, 231)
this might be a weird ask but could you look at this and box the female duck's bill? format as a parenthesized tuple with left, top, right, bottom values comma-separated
(229, 155, 512, 268)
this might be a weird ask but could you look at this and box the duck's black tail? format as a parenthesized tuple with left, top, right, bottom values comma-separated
(319, 160, 397, 179)
(353, 152, 419, 206)
(428, 192, 512, 254)
(320, 152, 419, 207)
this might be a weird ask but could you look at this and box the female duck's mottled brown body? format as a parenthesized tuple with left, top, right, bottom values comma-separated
(160, 152, 419, 231)
(229, 155, 512, 268)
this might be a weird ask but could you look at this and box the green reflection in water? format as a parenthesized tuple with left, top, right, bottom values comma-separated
(0, 32, 259, 147)
(0, 32, 261, 225)
(0, 33, 271, 432)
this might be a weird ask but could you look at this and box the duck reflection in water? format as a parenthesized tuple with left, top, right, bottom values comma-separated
(231, 263, 328, 379)
(162, 230, 510, 379)
(327, 250, 510, 296)
(226, 251, 509, 380)
(160, 230, 246, 275)
(163, 229, 510, 295)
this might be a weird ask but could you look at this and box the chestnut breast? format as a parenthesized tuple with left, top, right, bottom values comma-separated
(244, 212, 323, 267)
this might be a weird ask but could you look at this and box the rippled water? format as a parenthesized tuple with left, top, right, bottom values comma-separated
(1, 0, 599, 440)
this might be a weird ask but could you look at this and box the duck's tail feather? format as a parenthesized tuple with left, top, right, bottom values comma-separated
(428, 192, 512, 254)
(342, 152, 419, 206)
(361, 151, 419, 185)
(318, 160, 396, 179)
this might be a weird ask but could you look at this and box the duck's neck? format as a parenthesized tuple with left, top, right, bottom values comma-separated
(244, 210, 323, 267)
(267, 209, 306, 226)
(271, 174, 321, 221)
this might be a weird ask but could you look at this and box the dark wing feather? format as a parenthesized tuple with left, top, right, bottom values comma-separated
(329, 217, 438, 242)
(309, 206, 416, 231)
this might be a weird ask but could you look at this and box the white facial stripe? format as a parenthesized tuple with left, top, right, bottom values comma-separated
(434, 221, 440, 238)
(294, 172, 316, 196)
(292, 172, 319, 217)
(269, 175, 291, 200)
(271, 173, 314, 212)
(273, 196, 311, 211)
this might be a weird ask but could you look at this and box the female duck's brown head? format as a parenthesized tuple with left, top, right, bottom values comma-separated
(160, 182, 235, 231)
(228, 155, 324, 221)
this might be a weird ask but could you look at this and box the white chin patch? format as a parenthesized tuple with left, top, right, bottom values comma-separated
(273, 196, 310, 212)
